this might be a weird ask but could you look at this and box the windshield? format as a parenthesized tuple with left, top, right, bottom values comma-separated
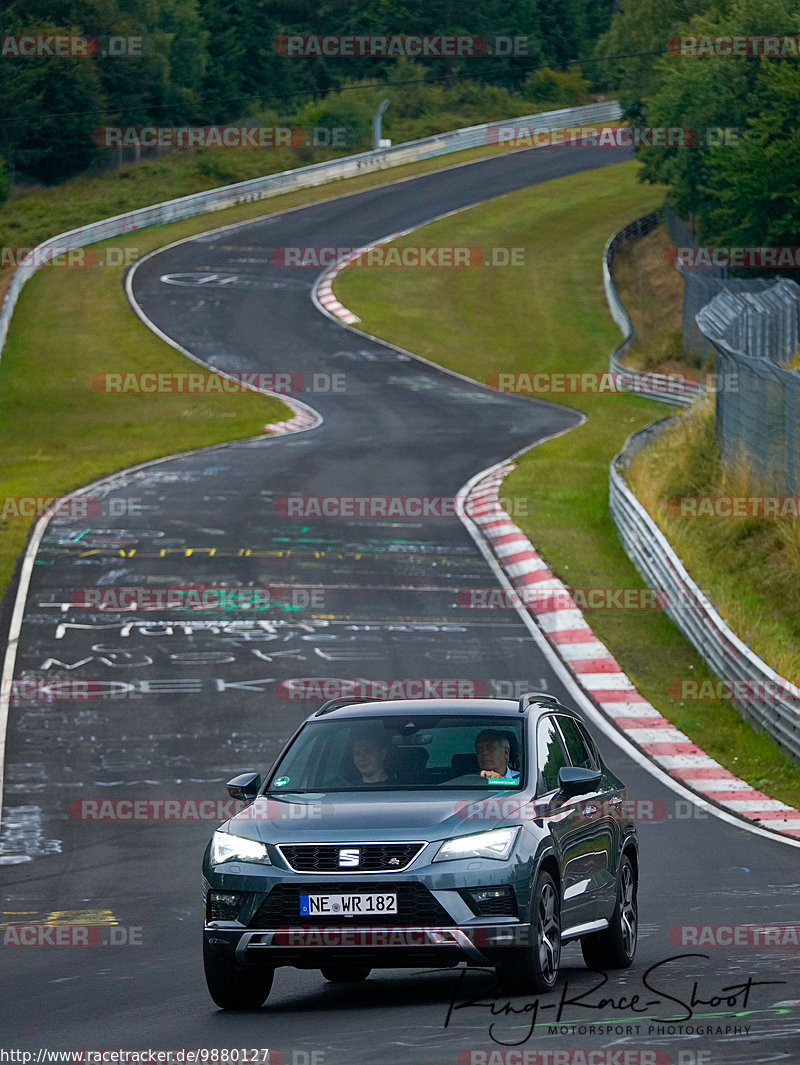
(267, 715, 526, 792)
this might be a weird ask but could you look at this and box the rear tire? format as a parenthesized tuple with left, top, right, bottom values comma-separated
(203, 939, 273, 1009)
(581, 853, 637, 970)
(497, 869, 561, 995)
(320, 964, 371, 983)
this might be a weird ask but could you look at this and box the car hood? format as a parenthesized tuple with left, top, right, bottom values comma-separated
(223, 789, 533, 844)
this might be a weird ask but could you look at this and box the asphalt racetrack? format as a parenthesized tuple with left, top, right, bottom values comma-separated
(1, 144, 798, 1063)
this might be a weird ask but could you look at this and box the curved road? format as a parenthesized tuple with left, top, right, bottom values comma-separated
(1, 145, 798, 1064)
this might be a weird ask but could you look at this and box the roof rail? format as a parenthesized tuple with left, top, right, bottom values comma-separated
(518, 691, 563, 714)
(313, 697, 380, 718)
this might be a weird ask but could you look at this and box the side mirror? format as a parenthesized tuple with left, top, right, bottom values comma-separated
(227, 771, 262, 804)
(557, 766, 602, 798)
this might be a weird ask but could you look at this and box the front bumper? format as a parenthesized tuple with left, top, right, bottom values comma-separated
(204, 920, 531, 969)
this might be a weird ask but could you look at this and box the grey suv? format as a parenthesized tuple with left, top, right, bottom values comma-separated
(202, 692, 638, 1008)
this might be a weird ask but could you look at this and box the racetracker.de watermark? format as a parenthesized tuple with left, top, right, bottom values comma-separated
(668, 678, 800, 702)
(91, 372, 345, 394)
(1, 246, 144, 269)
(2, 925, 142, 946)
(486, 371, 700, 395)
(457, 1050, 668, 1064)
(275, 678, 489, 700)
(91, 126, 347, 148)
(3, 679, 117, 702)
(664, 495, 800, 517)
(667, 246, 800, 269)
(1, 35, 142, 57)
(454, 797, 707, 823)
(668, 34, 800, 56)
(273, 495, 529, 519)
(456, 587, 702, 611)
(669, 925, 800, 947)
(68, 798, 329, 821)
(485, 125, 743, 149)
(271, 246, 525, 268)
(274, 35, 530, 57)
(69, 586, 325, 610)
(0, 495, 141, 519)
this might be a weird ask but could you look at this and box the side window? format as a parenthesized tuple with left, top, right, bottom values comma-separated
(536, 716, 570, 794)
(557, 716, 596, 770)
(576, 721, 601, 769)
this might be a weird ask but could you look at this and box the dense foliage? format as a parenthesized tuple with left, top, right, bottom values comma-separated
(597, 0, 800, 248)
(0, 0, 610, 185)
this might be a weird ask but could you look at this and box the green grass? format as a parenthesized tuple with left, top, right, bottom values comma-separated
(0, 138, 563, 596)
(335, 160, 800, 807)
(612, 224, 692, 374)
(628, 396, 800, 682)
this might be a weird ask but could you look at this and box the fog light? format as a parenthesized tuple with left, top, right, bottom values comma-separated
(208, 891, 243, 921)
(464, 886, 517, 917)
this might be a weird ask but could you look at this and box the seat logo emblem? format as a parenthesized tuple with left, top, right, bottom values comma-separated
(338, 848, 360, 867)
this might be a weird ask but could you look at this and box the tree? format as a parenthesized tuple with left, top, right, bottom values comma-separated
(595, 0, 718, 103)
(0, 17, 107, 183)
(701, 60, 800, 251)
(635, 0, 800, 246)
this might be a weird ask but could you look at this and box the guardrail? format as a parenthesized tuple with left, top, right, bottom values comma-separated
(610, 417, 800, 761)
(604, 208, 704, 407)
(0, 99, 621, 362)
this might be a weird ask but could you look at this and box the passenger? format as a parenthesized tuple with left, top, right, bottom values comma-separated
(475, 729, 519, 780)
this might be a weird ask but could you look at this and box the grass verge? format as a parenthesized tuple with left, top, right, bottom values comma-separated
(334, 159, 800, 806)
(612, 224, 694, 374)
(628, 397, 800, 682)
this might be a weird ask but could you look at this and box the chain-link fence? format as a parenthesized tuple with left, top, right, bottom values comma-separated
(696, 283, 800, 492)
(664, 203, 776, 359)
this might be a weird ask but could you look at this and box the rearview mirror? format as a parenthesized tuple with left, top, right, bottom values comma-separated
(557, 766, 602, 798)
(226, 771, 262, 804)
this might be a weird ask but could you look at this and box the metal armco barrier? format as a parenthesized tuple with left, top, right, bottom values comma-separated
(610, 417, 800, 761)
(0, 100, 621, 361)
(606, 213, 800, 760)
(604, 209, 704, 407)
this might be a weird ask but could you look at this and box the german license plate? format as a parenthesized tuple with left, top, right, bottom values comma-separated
(299, 893, 398, 916)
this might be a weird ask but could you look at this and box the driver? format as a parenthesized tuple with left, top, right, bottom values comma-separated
(351, 727, 392, 784)
(475, 729, 519, 781)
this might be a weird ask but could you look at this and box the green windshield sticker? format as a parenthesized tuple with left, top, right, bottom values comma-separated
(493, 778, 519, 785)
(273, 776, 290, 787)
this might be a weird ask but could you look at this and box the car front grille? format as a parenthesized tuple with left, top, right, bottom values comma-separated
(278, 842, 424, 873)
(250, 881, 454, 928)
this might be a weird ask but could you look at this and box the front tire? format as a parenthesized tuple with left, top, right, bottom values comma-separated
(203, 939, 274, 1009)
(581, 853, 637, 970)
(320, 964, 371, 983)
(497, 869, 561, 994)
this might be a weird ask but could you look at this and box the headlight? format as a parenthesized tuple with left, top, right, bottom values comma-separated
(211, 830, 271, 866)
(433, 826, 519, 862)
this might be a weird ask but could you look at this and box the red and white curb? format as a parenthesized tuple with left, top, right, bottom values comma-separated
(264, 402, 320, 436)
(316, 251, 363, 325)
(314, 232, 416, 325)
(464, 463, 800, 840)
